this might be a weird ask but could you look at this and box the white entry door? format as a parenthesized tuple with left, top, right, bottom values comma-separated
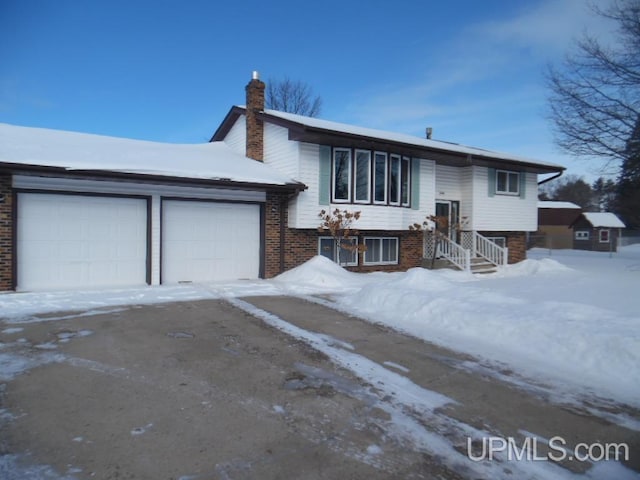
(161, 200, 261, 283)
(17, 193, 148, 291)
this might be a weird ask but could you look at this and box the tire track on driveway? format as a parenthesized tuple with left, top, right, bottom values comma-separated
(239, 295, 640, 479)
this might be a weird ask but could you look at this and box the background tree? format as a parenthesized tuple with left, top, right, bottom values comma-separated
(614, 115, 640, 227)
(592, 176, 617, 212)
(546, 0, 640, 169)
(266, 77, 322, 117)
(538, 175, 597, 210)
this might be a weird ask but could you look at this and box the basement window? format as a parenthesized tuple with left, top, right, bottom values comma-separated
(364, 237, 399, 265)
(318, 236, 358, 266)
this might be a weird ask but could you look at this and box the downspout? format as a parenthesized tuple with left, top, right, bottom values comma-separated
(538, 171, 563, 186)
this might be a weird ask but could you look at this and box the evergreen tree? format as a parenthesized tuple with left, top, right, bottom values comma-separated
(615, 116, 640, 228)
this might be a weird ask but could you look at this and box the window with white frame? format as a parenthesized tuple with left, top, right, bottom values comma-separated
(599, 229, 610, 243)
(364, 237, 398, 265)
(575, 231, 590, 240)
(496, 170, 520, 195)
(318, 236, 358, 266)
(354, 150, 371, 203)
(332, 148, 351, 202)
(373, 152, 387, 204)
(486, 236, 506, 248)
(401, 157, 410, 206)
(331, 148, 410, 207)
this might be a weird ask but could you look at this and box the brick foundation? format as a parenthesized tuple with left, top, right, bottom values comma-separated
(479, 231, 527, 264)
(263, 197, 424, 278)
(0, 174, 13, 291)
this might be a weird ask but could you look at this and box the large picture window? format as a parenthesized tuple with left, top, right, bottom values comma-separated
(364, 237, 398, 265)
(496, 170, 520, 195)
(330, 148, 411, 207)
(318, 237, 358, 266)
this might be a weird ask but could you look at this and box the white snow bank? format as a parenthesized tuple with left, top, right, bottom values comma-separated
(273, 255, 390, 293)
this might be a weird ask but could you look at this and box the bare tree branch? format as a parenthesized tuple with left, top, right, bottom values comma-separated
(547, 0, 640, 169)
(266, 77, 322, 117)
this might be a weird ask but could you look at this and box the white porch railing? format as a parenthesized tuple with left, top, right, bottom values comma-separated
(437, 234, 471, 272)
(473, 231, 509, 266)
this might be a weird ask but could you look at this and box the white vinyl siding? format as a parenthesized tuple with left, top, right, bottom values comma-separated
(223, 116, 246, 154)
(264, 122, 299, 178)
(466, 166, 538, 232)
(436, 165, 462, 200)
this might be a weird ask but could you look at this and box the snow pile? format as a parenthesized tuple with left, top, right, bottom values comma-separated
(273, 255, 373, 293)
(490, 258, 572, 278)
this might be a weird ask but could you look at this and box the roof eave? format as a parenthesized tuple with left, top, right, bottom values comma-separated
(256, 112, 564, 174)
(210, 106, 246, 142)
(0, 162, 306, 193)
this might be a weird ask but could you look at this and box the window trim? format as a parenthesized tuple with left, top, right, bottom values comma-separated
(495, 169, 520, 196)
(389, 154, 402, 206)
(363, 237, 399, 265)
(485, 236, 506, 248)
(354, 149, 372, 204)
(599, 229, 610, 243)
(575, 230, 590, 241)
(332, 148, 352, 203)
(317, 236, 359, 266)
(401, 156, 411, 207)
(373, 151, 388, 205)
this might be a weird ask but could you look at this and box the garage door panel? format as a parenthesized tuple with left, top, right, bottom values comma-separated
(18, 194, 148, 291)
(162, 200, 260, 283)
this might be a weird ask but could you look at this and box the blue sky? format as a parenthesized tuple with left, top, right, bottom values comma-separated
(0, 0, 618, 181)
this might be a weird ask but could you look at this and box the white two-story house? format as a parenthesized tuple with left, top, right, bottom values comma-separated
(212, 74, 565, 275)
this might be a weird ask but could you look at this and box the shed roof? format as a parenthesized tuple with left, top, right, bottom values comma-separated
(538, 201, 581, 209)
(581, 212, 626, 228)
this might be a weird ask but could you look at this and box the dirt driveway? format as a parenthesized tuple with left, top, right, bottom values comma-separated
(0, 296, 638, 479)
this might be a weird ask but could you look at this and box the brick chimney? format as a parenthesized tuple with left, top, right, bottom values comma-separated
(245, 71, 265, 161)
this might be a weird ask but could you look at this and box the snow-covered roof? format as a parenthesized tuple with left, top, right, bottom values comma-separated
(581, 212, 626, 228)
(538, 201, 581, 209)
(260, 109, 564, 171)
(0, 123, 300, 187)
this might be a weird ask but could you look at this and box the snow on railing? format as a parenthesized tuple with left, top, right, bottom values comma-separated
(473, 231, 508, 266)
(438, 235, 471, 272)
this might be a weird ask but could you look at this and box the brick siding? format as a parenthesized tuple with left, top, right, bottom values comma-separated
(0, 174, 13, 290)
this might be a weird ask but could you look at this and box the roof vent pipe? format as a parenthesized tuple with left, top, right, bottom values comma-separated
(426, 127, 433, 139)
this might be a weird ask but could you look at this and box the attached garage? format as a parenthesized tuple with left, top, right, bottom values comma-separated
(17, 193, 149, 291)
(161, 199, 261, 284)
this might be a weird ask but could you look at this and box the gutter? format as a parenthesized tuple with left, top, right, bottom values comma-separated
(538, 171, 564, 186)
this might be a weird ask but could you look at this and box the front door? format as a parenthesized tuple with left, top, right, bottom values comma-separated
(435, 200, 460, 243)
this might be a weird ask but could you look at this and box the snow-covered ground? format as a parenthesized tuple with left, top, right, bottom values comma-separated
(1, 247, 639, 479)
(1, 247, 639, 411)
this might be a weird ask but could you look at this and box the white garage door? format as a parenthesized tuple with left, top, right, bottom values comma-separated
(17, 193, 148, 291)
(162, 200, 260, 283)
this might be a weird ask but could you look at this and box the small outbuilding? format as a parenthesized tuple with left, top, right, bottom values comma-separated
(537, 201, 582, 249)
(571, 212, 626, 252)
